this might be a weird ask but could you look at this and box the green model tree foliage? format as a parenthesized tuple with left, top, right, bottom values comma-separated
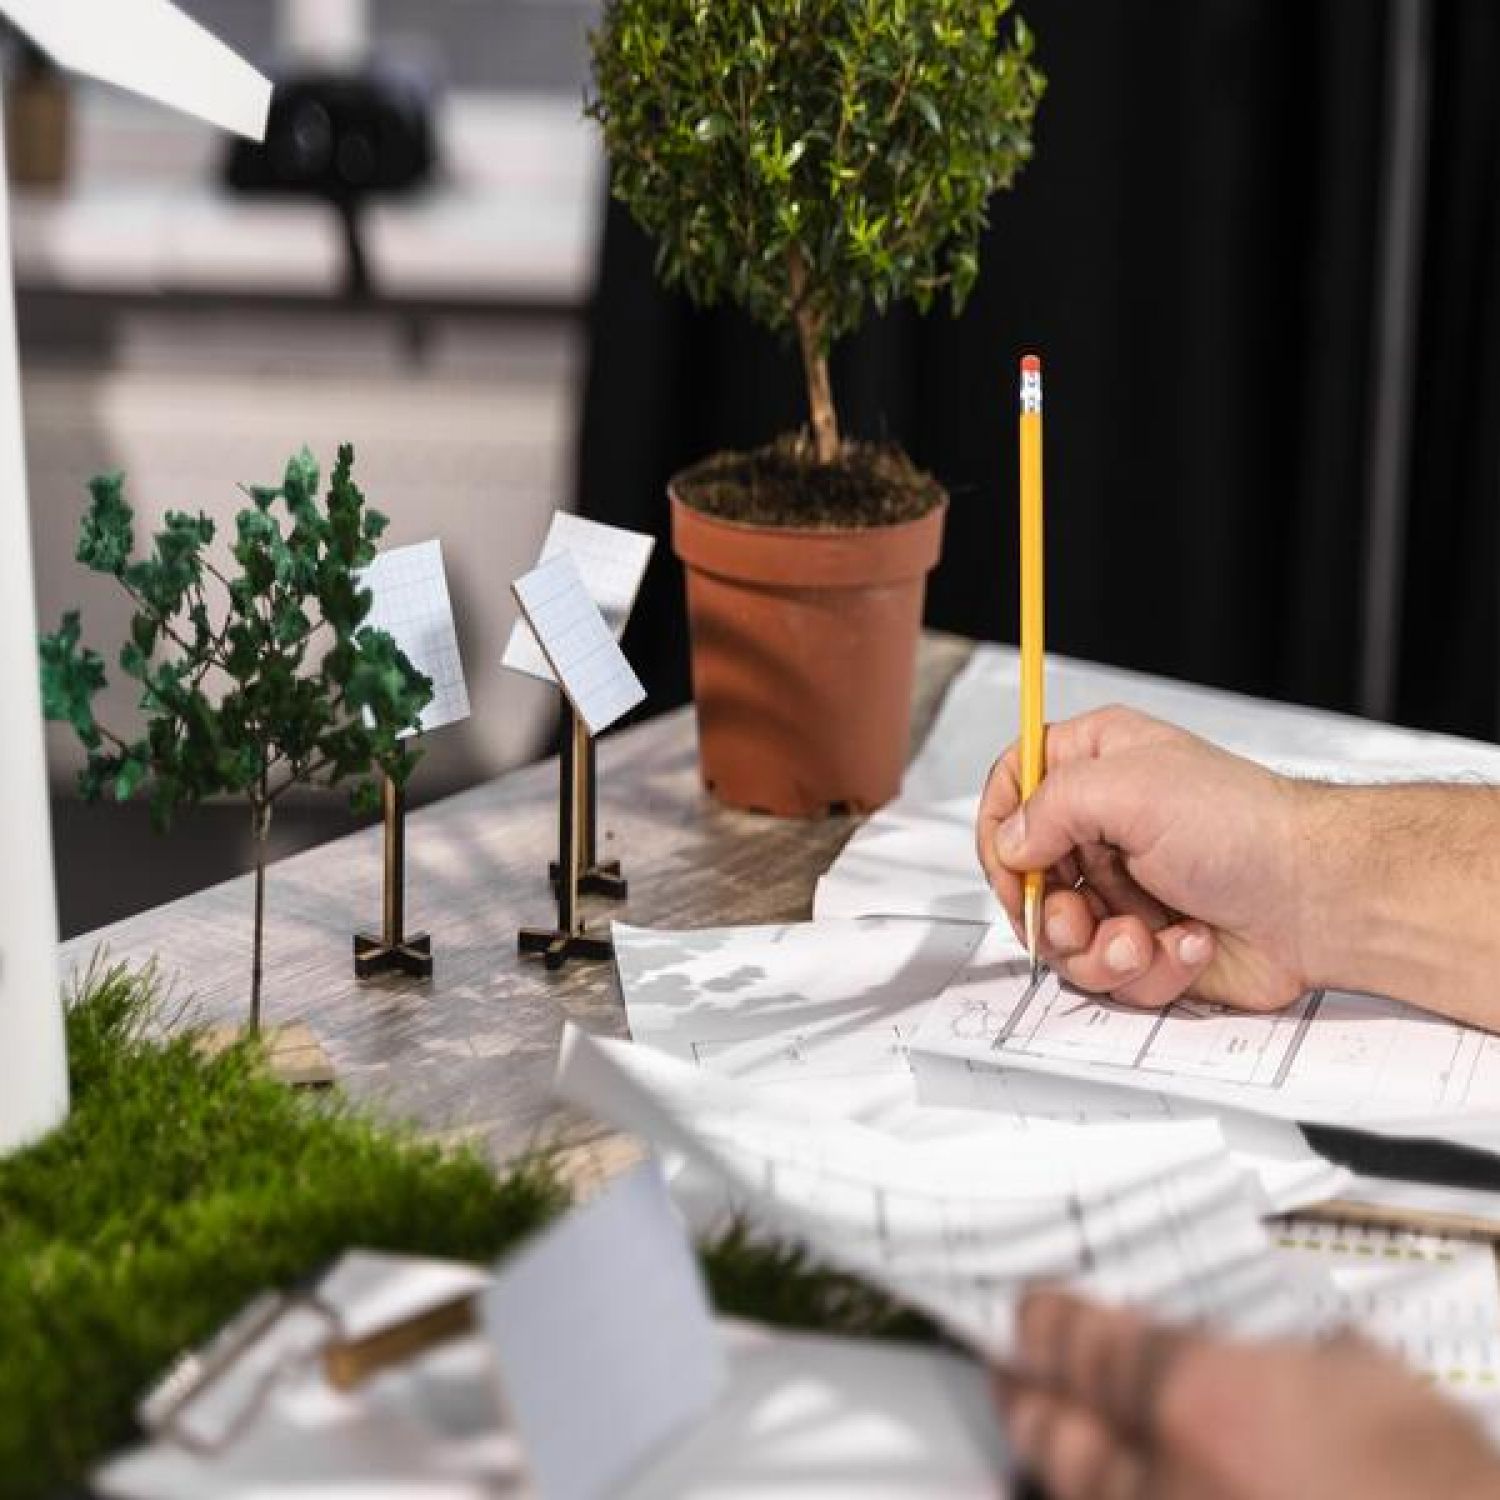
(38, 446, 432, 1032)
(588, 0, 1044, 466)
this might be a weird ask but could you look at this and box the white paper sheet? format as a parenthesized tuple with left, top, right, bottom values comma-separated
(555, 1026, 1308, 1356)
(614, 917, 985, 1121)
(909, 941, 1500, 1150)
(1272, 1219, 1500, 1433)
(818, 643, 1500, 925)
(97, 1321, 1012, 1500)
(361, 540, 471, 736)
(904, 644, 1500, 808)
(911, 1045, 1347, 1215)
(618, 1322, 1012, 1500)
(503, 512, 654, 682)
(814, 796, 1001, 924)
(482, 1164, 725, 1500)
(613, 918, 1344, 1212)
(510, 552, 646, 735)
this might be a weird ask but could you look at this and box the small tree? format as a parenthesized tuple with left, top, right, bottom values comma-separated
(39, 446, 432, 1032)
(589, 0, 1044, 465)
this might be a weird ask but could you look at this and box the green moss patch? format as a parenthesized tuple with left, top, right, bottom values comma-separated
(0, 962, 927, 1499)
(0, 962, 566, 1497)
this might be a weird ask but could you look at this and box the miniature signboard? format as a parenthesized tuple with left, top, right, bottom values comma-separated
(360, 540, 470, 736)
(502, 512, 654, 682)
(510, 552, 646, 737)
(481, 1163, 725, 1500)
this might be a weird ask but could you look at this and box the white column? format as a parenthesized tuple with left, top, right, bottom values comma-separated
(0, 97, 69, 1153)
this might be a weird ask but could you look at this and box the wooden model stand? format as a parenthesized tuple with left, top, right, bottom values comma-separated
(548, 733, 627, 899)
(520, 709, 615, 970)
(354, 774, 434, 979)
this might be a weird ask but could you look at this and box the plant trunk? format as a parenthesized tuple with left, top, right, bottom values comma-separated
(787, 250, 840, 464)
(249, 798, 270, 1035)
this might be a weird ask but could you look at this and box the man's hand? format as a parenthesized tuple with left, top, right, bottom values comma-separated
(977, 707, 1313, 1011)
(999, 1288, 1500, 1500)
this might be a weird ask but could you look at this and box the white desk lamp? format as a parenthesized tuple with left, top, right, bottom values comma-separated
(0, 0, 269, 1153)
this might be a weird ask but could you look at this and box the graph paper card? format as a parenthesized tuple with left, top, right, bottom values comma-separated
(502, 512, 654, 682)
(361, 540, 470, 736)
(511, 552, 646, 735)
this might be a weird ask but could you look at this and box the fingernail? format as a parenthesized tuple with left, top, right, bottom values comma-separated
(1106, 934, 1141, 973)
(1179, 930, 1212, 966)
(995, 808, 1027, 859)
(1045, 912, 1073, 951)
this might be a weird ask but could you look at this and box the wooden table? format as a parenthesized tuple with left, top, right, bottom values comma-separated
(61, 634, 974, 1179)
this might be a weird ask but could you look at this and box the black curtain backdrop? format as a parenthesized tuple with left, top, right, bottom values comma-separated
(575, 1, 1500, 744)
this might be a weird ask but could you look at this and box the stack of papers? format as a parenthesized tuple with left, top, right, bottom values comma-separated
(571, 639, 1500, 1428)
(612, 919, 1347, 1213)
(555, 1026, 1310, 1353)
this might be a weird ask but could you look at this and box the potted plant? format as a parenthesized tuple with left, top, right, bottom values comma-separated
(588, 0, 1043, 815)
(39, 445, 432, 1041)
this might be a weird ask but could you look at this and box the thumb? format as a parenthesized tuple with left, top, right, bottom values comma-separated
(991, 761, 1124, 872)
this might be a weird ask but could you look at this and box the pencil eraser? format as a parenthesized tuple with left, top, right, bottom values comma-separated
(1020, 354, 1041, 373)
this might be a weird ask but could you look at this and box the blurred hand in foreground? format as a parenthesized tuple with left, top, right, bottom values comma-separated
(1000, 1287, 1500, 1500)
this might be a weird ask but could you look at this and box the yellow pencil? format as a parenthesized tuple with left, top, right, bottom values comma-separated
(1018, 353, 1045, 979)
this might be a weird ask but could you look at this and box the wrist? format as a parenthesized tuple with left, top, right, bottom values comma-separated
(1291, 780, 1500, 1021)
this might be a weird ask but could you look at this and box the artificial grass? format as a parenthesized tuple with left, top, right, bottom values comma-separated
(0, 962, 567, 1497)
(0, 962, 926, 1499)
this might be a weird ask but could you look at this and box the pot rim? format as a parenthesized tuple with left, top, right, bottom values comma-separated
(670, 486, 947, 589)
(667, 480, 947, 541)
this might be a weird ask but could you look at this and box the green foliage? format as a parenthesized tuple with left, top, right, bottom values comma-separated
(40, 447, 434, 1027)
(0, 960, 568, 1499)
(589, 0, 1044, 354)
(702, 1221, 936, 1344)
(39, 445, 432, 832)
(0, 964, 939, 1496)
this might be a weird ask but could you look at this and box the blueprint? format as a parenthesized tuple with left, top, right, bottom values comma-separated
(910, 939, 1500, 1148)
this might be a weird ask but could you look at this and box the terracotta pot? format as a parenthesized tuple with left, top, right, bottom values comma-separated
(670, 489, 946, 817)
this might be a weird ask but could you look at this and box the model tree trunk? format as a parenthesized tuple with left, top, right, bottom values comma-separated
(249, 798, 270, 1034)
(788, 250, 840, 464)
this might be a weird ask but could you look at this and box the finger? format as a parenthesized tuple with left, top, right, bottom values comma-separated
(1018, 1289, 1190, 1435)
(991, 760, 1143, 877)
(977, 751, 1025, 915)
(1077, 844, 1176, 930)
(1042, 885, 1098, 959)
(1008, 1390, 1148, 1500)
(1109, 921, 1216, 1010)
(1057, 914, 1157, 993)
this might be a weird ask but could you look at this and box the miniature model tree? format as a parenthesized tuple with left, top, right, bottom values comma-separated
(39, 445, 432, 1033)
(589, 0, 1044, 465)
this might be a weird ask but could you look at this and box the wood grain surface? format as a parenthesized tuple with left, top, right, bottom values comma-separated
(60, 633, 975, 1178)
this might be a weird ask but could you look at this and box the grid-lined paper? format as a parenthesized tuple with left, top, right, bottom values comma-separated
(361, 540, 470, 736)
(502, 512, 654, 682)
(511, 552, 646, 735)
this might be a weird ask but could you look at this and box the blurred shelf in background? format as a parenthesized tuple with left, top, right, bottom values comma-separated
(11, 86, 602, 308)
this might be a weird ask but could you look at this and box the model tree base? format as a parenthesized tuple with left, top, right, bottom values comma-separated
(353, 930, 434, 980)
(517, 927, 614, 971)
(195, 1020, 336, 1089)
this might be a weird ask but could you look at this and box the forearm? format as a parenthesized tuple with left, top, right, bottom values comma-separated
(1296, 781, 1500, 1027)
